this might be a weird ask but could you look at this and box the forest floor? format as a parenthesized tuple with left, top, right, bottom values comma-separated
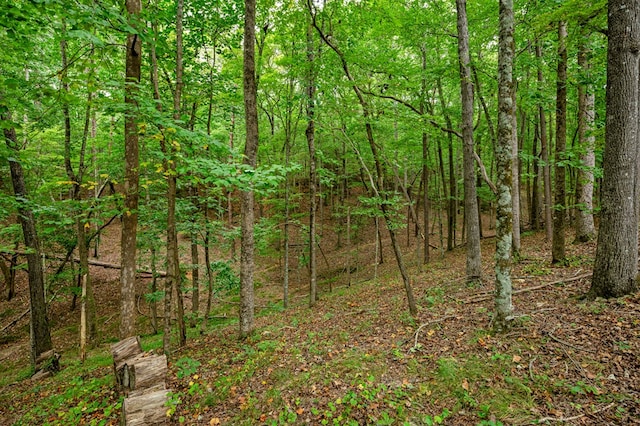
(0, 211, 639, 425)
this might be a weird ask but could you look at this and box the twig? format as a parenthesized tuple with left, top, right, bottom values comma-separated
(464, 272, 592, 304)
(529, 356, 537, 382)
(537, 402, 615, 423)
(547, 330, 596, 354)
(412, 315, 456, 350)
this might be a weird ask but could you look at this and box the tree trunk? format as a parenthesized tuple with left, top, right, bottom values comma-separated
(306, 20, 318, 307)
(309, 3, 417, 316)
(190, 232, 200, 324)
(591, 0, 640, 298)
(120, 0, 142, 339)
(240, 0, 259, 338)
(574, 35, 597, 242)
(456, 0, 482, 282)
(3, 119, 53, 367)
(494, 0, 515, 332)
(536, 43, 553, 242)
(511, 88, 521, 255)
(552, 21, 568, 264)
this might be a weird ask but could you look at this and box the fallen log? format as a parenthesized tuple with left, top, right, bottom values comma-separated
(116, 354, 168, 394)
(122, 387, 168, 426)
(111, 336, 142, 370)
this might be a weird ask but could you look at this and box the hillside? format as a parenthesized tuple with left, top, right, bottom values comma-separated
(0, 220, 639, 425)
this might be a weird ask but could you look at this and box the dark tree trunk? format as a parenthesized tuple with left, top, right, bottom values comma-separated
(591, 0, 640, 298)
(552, 21, 568, 264)
(121, 0, 142, 339)
(456, 0, 482, 282)
(3, 119, 53, 367)
(306, 20, 318, 307)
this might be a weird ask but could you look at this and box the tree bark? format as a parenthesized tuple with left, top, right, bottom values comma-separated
(456, 0, 482, 282)
(121, 0, 142, 339)
(240, 0, 259, 338)
(536, 43, 553, 242)
(552, 21, 568, 264)
(574, 34, 597, 242)
(306, 20, 318, 307)
(2, 118, 53, 367)
(591, 0, 640, 298)
(494, 0, 515, 332)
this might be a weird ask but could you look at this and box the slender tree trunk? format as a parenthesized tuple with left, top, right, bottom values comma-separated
(120, 0, 142, 339)
(190, 231, 200, 325)
(306, 21, 318, 307)
(536, 43, 553, 242)
(591, 0, 640, 298)
(240, 0, 259, 338)
(2, 104, 53, 367)
(574, 35, 597, 242)
(494, 0, 515, 332)
(552, 21, 568, 264)
(511, 89, 521, 255)
(309, 3, 417, 315)
(456, 0, 482, 282)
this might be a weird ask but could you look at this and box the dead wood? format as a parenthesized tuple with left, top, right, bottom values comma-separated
(464, 272, 592, 304)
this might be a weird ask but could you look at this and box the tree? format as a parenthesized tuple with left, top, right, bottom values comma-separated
(120, 0, 142, 339)
(494, 0, 515, 331)
(240, 0, 259, 338)
(590, 0, 639, 298)
(306, 19, 318, 307)
(456, 0, 482, 283)
(551, 21, 567, 264)
(2, 105, 53, 367)
(574, 31, 597, 242)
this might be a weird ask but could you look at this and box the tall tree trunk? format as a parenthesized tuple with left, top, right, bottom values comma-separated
(61, 37, 96, 362)
(511, 89, 521, 255)
(421, 130, 430, 265)
(552, 21, 568, 264)
(437, 81, 457, 251)
(537, 43, 553, 242)
(574, 34, 597, 242)
(190, 230, 200, 324)
(494, 0, 515, 332)
(120, 0, 142, 339)
(456, 0, 482, 282)
(1, 100, 53, 366)
(171, 0, 186, 348)
(309, 2, 417, 316)
(240, 0, 259, 338)
(591, 0, 640, 298)
(306, 20, 318, 307)
(531, 121, 541, 230)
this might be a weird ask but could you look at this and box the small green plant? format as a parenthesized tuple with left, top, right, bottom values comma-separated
(422, 408, 450, 425)
(175, 357, 200, 379)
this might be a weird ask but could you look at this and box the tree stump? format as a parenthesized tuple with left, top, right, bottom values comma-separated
(111, 336, 170, 425)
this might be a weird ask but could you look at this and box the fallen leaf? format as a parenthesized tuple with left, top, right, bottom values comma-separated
(462, 378, 469, 391)
(296, 407, 304, 415)
(210, 418, 221, 425)
(513, 355, 522, 363)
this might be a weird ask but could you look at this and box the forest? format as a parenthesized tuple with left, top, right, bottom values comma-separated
(1, 0, 639, 424)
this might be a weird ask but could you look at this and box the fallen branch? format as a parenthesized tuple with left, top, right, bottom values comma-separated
(412, 315, 456, 350)
(547, 330, 596, 354)
(0, 308, 29, 334)
(464, 272, 592, 304)
(537, 402, 615, 423)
